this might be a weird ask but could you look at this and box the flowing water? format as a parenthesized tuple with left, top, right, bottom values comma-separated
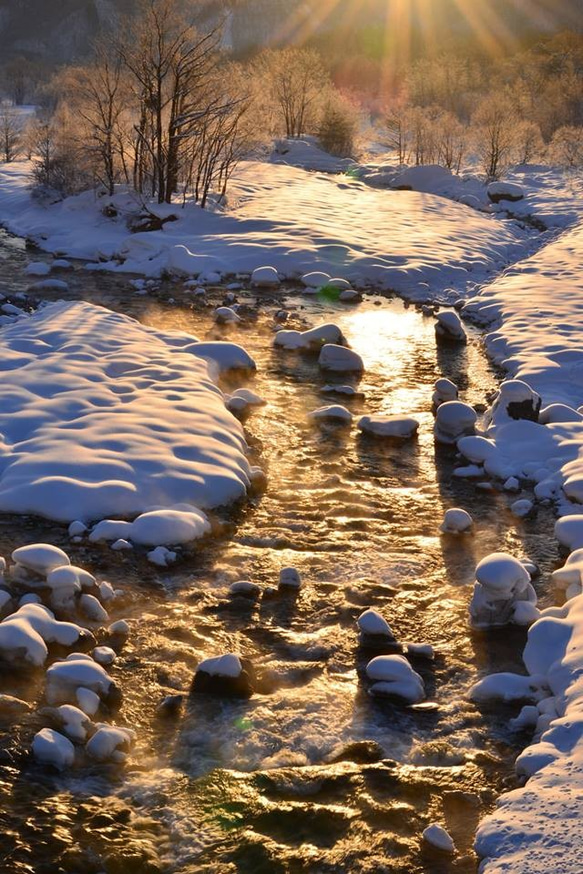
(0, 230, 560, 874)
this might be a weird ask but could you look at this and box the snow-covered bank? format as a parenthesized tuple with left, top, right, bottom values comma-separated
(0, 160, 528, 302)
(475, 596, 583, 873)
(463, 223, 583, 508)
(0, 301, 252, 524)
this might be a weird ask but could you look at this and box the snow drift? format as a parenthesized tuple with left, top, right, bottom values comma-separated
(0, 301, 252, 523)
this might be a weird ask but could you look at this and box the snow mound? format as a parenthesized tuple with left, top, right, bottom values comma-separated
(0, 301, 252, 524)
(90, 508, 211, 547)
(470, 553, 539, 629)
(32, 728, 75, 770)
(440, 508, 473, 534)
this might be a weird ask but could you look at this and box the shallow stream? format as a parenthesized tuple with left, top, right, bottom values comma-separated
(0, 230, 560, 873)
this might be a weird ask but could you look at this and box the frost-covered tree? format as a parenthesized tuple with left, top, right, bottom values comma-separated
(548, 125, 583, 169)
(318, 94, 359, 157)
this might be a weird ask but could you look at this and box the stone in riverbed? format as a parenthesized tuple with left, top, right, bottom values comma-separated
(190, 654, 257, 698)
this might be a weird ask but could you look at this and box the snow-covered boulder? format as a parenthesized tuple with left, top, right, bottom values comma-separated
(190, 653, 256, 698)
(214, 306, 241, 324)
(46, 654, 117, 706)
(25, 262, 51, 277)
(469, 553, 539, 628)
(86, 725, 135, 763)
(435, 311, 467, 344)
(552, 548, 583, 600)
(487, 379, 541, 427)
(226, 388, 266, 418)
(185, 341, 256, 373)
(539, 404, 583, 425)
(251, 266, 280, 288)
(555, 516, 583, 552)
(422, 824, 456, 855)
(48, 704, 92, 742)
(434, 402, 477, 444)
(274, 323, 346, 352)
(301, 271, 331, 288)
(32, 728, 75, 770)
(319, 344, 364, 373)
(487, 182, 524, 204)
(12, 544, 70, 577)
(366, 655, 425, 704)
(432, 378, 458, 412)
(0, 604, 93, 667)
(90, 508, 211, 547)
(358, 415, 419, 440)
(339, 290, 361, 303)
(390, 164, 452, 193)
(279, 567, 302, 591)
(358, 609, 399, 651)
(440, 508, 473, 534)
(229, 581, 261, 600)
(309, 405, 353, 425)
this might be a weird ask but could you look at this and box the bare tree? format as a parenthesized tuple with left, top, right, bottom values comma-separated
(472, 93, 518, 179)
(0, 102, 21, 163)
(61, 43, 128, 195)
(118, 0, 239, 204)
(256, 48, 329, 138)
(548, 125, 583, 168)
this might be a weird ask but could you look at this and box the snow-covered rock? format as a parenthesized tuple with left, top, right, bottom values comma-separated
(46, 654, 116, 706)
(358, 415, 419, 440)
(487, 181, 524, 204)
(422, 824, 456, 854)
(434, 402, 477, 444)
(555, 516, 583, 552)
(319, 344, 364, 373)
(12, 544, 70, 576)
(435, 311, 467, 344)
(365, 655, 425, 704)
(440, 508, 473, 534)
(552, 548, 583, 600)
(274, 323, 346, 351)
(487, 379, 541, 427)
(432, 378, 458, 412)
(50, 704, 92, 742)
(469, 553, 539, 628)
(279, 567, 302, 591)
(32, 728, 75, 770)
(86, 724, 134, 763)
(251, 266, 280, 287)
(191, 653, 256, 698)
(309, 405, 353, 424)
(214, 306, 241, 324)
(90, 508, 211, 547)
(301, 271, 331, 288)
(358, 609, 398, 650)
(0, 604, 93, 667)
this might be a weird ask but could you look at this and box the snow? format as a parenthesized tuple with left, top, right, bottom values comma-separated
(0, 300, 252, 525)
(487, 182, 525, 203)
(357, 415, 419, 439)
(432, 377, 458, 410)
(0, 160, 528, 302)
(365, 655, 425, 704)
(52, 704, 92, 742)
(32, 728, 75, 770)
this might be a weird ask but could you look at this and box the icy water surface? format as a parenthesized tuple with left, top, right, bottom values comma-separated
(0, 231, 560, 873)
